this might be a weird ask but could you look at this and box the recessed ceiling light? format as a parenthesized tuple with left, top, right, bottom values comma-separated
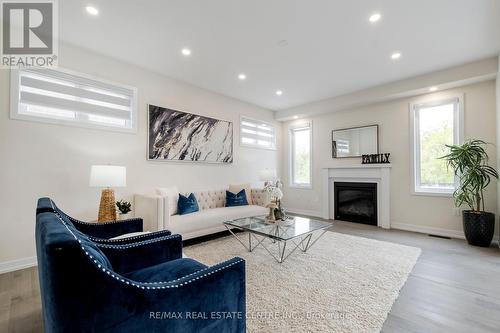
(391, 52, 401, 60)
(238, 73, 246, 80)
(293, 116, 299, 119)
(429, 86, 438, 92)
(276, 90, 283, 96)
(181, 48, 191, 56)
(85, 6, 99, 16)
(369, 13, 381, 23)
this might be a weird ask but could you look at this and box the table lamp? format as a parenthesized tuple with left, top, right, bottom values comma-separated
(89, 165, 126, 222)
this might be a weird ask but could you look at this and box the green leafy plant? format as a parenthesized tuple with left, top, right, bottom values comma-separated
(440, 139, 498, 212)
(116, 200, 132, 214)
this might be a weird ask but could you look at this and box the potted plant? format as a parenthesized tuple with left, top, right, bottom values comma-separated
(440, 139, 498, 247)
(116, 200, 132, 220)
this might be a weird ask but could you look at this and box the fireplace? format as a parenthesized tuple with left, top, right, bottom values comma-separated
(334, 182, 377, 225)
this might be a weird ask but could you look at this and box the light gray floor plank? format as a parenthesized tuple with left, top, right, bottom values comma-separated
(320, 219, 500, 333)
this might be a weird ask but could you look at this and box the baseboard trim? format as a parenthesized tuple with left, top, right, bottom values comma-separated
(0, 256, 37, 274)
(392, 222, 500, 244)
(284, 207, 323, 218)
(391, 223, 466, 239)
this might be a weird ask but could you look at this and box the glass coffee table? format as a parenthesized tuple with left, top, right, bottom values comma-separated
(223, 215, 331, 263)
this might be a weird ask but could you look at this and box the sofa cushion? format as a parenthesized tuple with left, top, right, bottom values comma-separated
(229, 184, 253, 204)
(169, 205, 267, 235)
(178, 193, 199, 215)
(124, 258, 207, 283)
(226, 190, 248, 207)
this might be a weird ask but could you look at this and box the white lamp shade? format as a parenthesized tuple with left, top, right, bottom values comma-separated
(89, 165, 126, 188)
(259, 168, 277, 181)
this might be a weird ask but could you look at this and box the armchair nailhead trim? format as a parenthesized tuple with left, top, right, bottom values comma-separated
(142, 259, 244, 289)
(53, 209, 244, 290)
(141, 257, 243, 284)
(89, 230, 170, 243)
(96, 234, 181, 249)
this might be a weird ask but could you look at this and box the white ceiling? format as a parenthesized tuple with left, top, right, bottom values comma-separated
(60, 0, 500, 111)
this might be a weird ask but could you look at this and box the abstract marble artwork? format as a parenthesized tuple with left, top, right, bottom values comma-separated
(148, 104, 233, 163)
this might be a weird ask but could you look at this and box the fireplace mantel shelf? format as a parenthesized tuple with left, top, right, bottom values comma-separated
(323, 164, 392, 169)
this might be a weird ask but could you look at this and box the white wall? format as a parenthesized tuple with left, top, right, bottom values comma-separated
(281, 81, 497, 237)
(0, 44, 280, 270)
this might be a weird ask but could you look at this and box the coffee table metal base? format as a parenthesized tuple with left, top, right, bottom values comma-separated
(224, 225, 327, 263)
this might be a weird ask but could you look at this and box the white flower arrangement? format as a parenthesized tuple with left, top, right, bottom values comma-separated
(264, 183, 283, 201)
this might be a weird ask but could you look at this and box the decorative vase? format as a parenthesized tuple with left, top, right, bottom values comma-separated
(266, 203, 277, 222)
(462, 210, 495, 247)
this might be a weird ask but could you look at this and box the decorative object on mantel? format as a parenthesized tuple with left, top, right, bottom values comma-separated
(332, 124, 378, 158)
(362, 153, 391, 164)
(440, 139, 498, 247)
(89, 165, 126, 222)
(116, 199, 132, 220)
(148, 104, 233, 164)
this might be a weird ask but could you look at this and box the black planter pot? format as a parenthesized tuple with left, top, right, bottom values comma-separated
(462, 210, 495, 247)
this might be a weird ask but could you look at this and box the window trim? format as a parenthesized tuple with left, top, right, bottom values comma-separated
(289, 120, 313, 189)
(409, 94, 464, 197)
(239, 116, 276, 150)
(10, 67, 138, 134)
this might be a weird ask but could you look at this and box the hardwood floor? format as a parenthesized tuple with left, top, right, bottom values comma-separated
(326, 220, 500, 333)
(0, 267, 42, 333)
(1, 220, 499, 332)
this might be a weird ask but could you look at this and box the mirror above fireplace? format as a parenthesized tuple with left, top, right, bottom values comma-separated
(332, 124, 378, 158)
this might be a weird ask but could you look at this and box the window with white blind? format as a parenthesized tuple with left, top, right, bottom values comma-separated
(10, 68, 137, 132)
(240, 117, 276, 150)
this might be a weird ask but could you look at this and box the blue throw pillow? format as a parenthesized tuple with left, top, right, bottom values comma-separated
(177, 193, 199, 215)
(226, 189, 249, 207)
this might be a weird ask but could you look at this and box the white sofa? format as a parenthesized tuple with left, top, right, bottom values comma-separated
(134, 188, 269, 240)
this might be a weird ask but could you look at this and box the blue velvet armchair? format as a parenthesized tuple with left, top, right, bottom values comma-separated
(35, 198, 246, 333)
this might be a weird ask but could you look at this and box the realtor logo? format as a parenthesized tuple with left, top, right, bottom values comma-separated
(1, 0, 58, 68)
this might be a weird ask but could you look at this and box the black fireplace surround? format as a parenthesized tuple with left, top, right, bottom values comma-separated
(334, 182, 377, 226)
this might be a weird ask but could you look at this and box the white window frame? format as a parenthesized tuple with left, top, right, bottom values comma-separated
(239, 116, 276, 150)
(289, 121, 313, 189)
(10, 67, 138, 133)
(409, 94, 464, 197)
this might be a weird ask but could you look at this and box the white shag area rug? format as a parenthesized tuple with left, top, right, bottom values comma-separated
(184, 231, 421, 333)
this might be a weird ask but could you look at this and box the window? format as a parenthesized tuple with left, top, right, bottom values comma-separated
(410, 96, 463, 195)
(10, 67, 137, 132)
(240, 117, 276, 149)
(336, 139, 350, 155)
(290, 122, 312, 188)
